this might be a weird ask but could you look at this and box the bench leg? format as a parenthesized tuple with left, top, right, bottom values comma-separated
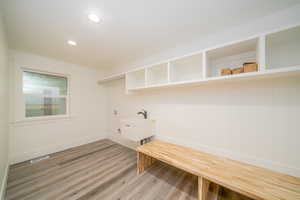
(208, 183, 220, 200)
(198, 177, 220, 200)
(198, 177, 210, 200)
(137, 152, 156, 174)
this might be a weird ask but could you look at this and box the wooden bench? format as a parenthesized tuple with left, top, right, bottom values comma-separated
(136, 140, 300, 200)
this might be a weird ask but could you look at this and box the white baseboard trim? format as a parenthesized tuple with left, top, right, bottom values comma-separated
(0, 164, 9, 200)
(10, 135, 107, 164)
(157, 135, 300, 178)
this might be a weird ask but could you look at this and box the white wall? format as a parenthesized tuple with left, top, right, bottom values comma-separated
(9, 50, 107, 164)
(0, 12, 9, 200)
(106, 77, 300, 177)
(105, 5, 300, 177)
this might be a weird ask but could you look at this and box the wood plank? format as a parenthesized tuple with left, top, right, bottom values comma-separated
(137, 140, 300, 200)
(198, 177, 209, 200)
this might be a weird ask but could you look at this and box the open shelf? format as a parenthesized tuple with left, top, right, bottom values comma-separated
(170, 53, 203, 82)
(98, 24, 300, 93)
(147, 63, 169, 86)
(206, 38, 259, 78)
(126, 69, 146, 89)
(128, 65, 300, 91)
(266, 26, 300, 70)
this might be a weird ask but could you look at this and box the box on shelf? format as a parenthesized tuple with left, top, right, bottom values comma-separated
(243, 62, 258, 72)
(232, 67, 244, 74)
(220, 68, 232, 76)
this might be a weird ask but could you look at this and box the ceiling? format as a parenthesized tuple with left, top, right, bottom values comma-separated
(1, 0, 299, 69)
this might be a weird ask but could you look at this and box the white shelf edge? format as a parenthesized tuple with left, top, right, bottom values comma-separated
(98, 73, 125, 84)
(127, 61, 169, 74)
(126, 86, 148, 90)
(127, 66, 300, 91)
(146, 82, 170, 88)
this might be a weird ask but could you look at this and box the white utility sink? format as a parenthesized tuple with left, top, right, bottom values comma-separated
(120, 118, 155, 142)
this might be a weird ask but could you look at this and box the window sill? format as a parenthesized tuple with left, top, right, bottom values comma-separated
(10, 115, 75, 127)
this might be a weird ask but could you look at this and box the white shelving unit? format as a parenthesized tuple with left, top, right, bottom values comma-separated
(266, 26, 300, 70)
(206, 38, 259, 78)
(98, 24, 300, 92)
(146, 63, 169, 86)
(126, 69, 146, 89)
(170, 53, 203, 82)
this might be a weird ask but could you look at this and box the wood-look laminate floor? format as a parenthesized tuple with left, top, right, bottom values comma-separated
(6, 139, 252, 200)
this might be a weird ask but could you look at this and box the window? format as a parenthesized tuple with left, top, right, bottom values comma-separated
(23, 70, 69, 118)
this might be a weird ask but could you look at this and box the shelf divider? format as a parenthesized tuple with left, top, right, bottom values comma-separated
(202, 51, 207, 79)
(145, 68, 148, 87)
(258, 35, 266, 72)
(167, 61, 171, 83)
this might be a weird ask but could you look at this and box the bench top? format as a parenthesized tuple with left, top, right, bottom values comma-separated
(137, 140, 300, 200)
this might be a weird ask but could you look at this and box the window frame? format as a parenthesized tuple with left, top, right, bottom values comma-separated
(21, 68, 70, 121)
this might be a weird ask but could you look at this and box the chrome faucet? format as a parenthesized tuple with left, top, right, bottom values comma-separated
(137, 109, 148, 119)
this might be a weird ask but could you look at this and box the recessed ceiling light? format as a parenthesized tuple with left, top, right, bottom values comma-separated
(88, 13, 101, 23)
(67, 40, 77, 46)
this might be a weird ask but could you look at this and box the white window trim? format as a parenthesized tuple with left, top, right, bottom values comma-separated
(21, 68, 71, 122)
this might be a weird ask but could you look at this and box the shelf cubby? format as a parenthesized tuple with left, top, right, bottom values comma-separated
(146, 63, 169, 86)
(170, 53, 203, 82)
(266, 26, 300, 70)
(126, 69, 146, 89)
(206, 38, 259, 78)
